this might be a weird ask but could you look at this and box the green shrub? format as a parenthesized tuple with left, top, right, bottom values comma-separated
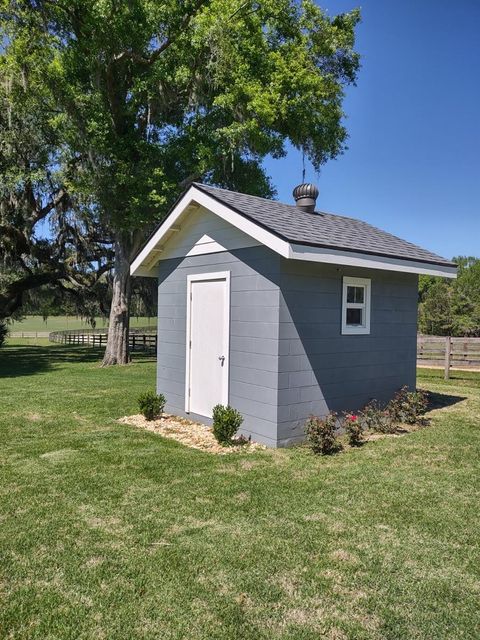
(305, 413, 340, 455)
(138, 390, 166, 420)
(212, 404, 244, 445)
(358, 400, 396, 434)
(343, 412, 364, 447)
(388, 386, 429, 425)
(0, 321, 8, 348)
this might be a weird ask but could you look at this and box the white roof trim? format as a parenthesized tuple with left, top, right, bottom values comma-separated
(131, 184, 456, 279)
(288, 244, 457, 278)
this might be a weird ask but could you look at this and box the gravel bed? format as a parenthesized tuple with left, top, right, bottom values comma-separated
(118, 414, 266, 454)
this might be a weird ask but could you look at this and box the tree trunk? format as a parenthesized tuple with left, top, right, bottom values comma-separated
(102, 234, 132, 366)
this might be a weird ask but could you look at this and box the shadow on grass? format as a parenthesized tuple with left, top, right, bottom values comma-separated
(0, 343, 155, 378)
(427, 390, 467, 411)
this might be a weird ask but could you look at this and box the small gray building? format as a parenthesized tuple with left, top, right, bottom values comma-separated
(131, 183, 456, 447)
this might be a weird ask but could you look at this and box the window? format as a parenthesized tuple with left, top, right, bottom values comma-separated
(341, 276, 371, 335)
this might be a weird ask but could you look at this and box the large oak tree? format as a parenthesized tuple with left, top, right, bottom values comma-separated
(0, 25, 111, 320)
(1, 0, 360, 364)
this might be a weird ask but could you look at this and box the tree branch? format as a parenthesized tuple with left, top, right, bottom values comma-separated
(0, 224, 29, 254)
(0, 269, 66, 319)
(111, 0, 211, 66)
(28, 188, 68, 226)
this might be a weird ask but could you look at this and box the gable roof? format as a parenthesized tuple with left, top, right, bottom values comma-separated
(131, 183, 456, 278)
(194, 183, 453, 268)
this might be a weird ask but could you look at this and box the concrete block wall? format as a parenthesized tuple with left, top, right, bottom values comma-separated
(156, 246, 282, 446)
(156, 245, 418, 447)
(277, 259, 418, 446)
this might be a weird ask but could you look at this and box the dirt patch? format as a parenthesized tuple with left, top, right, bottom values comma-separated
(330, 549, 358, 564)
(274, 571, 301, 598)
(39, 448, 78, 462)
(84, 556, 105, 569)
(360, 423, 421, 443)
(118, 414, 266, 455)
(234, 491, 250, 503)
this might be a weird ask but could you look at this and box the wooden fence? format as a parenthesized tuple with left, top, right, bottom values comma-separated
(10, 331, 50, 338)
(417, 335, 480, 379)
(49, 328, 157, 353)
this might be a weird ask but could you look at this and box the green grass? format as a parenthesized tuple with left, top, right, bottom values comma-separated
(0, 342, 479, 639)
(10, 315, 156, 332)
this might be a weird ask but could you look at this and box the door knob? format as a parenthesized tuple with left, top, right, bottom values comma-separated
(218, 355, 225, 365)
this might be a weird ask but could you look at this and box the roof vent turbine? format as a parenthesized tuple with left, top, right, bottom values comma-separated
(292, 183, 319, 213)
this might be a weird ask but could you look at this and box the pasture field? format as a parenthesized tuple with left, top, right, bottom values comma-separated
(0, 341, 479, 639)
(9, 315, 156, 333)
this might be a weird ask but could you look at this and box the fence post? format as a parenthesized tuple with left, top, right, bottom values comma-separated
(444, 336, 452, 380)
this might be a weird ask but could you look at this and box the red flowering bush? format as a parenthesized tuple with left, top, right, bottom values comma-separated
(358, 400, 396, 434)
(358, 387, 429, 435)
(343, 412, 364, 447)
(304, 413, 340, 455)
(388, 386, 429, 425)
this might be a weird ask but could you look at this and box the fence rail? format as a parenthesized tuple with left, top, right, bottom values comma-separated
(10, 331, 50, 338)
(49, 327, 157, 353)
(417, 335, 480, 379)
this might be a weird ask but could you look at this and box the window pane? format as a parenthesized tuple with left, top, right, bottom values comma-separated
(346, 307, 363, 326)
(354, 286, 364, 303)
(347, 286, 364, 304)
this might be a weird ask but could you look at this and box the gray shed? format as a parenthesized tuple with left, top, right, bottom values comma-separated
(131, 183, 456, 447)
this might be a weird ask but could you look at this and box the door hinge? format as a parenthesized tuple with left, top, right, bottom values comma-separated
(189, 340, 192, 349)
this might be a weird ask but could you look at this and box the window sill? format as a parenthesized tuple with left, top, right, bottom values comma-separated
(341, 326, 370, 335)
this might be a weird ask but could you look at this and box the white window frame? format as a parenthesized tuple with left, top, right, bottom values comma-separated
(341, 276, 371, 335)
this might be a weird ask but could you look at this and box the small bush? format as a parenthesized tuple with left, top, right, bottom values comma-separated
(212, 404, 243, 445)
(343, 413, 364, 447)
(305, 413, 340, 455)
(358, 400, 396, 434)
(138, 390, 166, 420)
(0, 321, 8, 348)
(388, 386, 428, 425)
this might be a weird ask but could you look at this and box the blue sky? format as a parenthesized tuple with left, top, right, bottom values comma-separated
(264, 0, 480, 260)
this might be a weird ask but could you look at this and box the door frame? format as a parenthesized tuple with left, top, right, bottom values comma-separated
(185, 271, 231, 414)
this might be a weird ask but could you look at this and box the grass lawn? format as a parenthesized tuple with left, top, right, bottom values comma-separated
(10, 315, 156, 332)
(0, 341, 479, 639)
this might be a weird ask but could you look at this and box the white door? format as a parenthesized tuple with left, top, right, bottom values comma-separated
(186, 272, 230, 417)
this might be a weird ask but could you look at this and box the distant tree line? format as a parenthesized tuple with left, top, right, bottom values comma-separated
(17, 279, 157, 327)
(418, 257, 480, 336)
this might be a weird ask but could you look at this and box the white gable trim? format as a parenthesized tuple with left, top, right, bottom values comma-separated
(186, 233, 227, 257)
(130, 186, 290, 277)
(131, 185, 456, 279)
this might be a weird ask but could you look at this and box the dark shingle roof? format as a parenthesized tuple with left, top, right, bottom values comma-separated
(194, 183, 454, 267)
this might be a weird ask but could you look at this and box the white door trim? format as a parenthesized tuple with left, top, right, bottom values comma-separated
(185, 271, 231, 414)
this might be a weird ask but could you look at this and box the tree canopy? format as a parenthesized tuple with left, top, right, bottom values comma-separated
(418, 257, 480, 336)
(0, 28, 112, 319)
(1, 0, 361, 362)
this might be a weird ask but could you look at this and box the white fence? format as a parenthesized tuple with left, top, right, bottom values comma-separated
(10, 331, 50, 338)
